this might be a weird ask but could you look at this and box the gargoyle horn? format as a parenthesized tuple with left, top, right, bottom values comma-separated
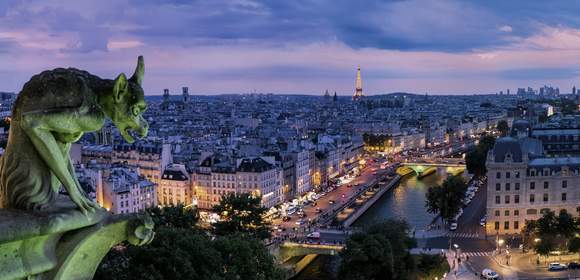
(130, 55, 144, 85)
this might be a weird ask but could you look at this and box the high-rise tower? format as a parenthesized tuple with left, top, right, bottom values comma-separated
(182, 87, 189, 103)
(353, 66, 363, 101)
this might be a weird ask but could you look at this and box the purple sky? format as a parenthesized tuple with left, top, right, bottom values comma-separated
(2, 0, 580, 95)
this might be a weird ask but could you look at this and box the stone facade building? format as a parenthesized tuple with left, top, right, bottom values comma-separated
(486, 129, 580, 236)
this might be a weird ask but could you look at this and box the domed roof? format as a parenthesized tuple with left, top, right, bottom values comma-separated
(492, 137, 522, 162)
(510, 119, 530, 138)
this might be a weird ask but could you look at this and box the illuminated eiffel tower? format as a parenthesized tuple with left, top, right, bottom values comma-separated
(353, 65, 363, 101)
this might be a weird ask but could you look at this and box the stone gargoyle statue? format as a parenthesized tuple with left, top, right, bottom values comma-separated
(0, 56, 154, 280)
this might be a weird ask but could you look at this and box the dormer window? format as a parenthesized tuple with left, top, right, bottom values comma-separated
(505, 152, 512, 163)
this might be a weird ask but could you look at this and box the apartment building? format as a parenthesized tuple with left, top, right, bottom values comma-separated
(486, 135, 580, 235)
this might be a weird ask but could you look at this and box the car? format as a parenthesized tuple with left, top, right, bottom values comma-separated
(347, 184, 352, 188)
(480, 217, 486, 226)
(295, 219, 305, 225)
(329, 200, 335, 204)
(306, 232, 320, 239)
(481, 268, 499, 279)
(568, 262, 580, 269)
(548, 263, 567, 271)
(449, 223, 458, 231)
(282, 216, 291, 222)
(315, 208, 322, 213)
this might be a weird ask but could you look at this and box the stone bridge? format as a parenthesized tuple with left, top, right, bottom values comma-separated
(396, 161, 466, 178)
(274, 242, 344, 261)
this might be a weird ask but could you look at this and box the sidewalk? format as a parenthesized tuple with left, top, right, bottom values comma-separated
(444, 250, 479, 280)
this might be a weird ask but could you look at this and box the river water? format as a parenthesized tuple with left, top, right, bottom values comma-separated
(293, 171, 447, 279)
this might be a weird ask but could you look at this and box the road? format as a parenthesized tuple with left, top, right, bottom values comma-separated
(271, 158, 390, 237)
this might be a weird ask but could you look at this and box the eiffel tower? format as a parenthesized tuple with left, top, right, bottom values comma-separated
(353, 65, 363, 101)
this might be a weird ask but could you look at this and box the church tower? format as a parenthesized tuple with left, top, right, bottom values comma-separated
(353, 66, 363, 101)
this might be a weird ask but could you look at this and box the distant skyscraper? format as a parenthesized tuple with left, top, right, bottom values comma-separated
(182, 87, 189, 103)
(573, 86, 576, 95)
(353, 66, 363, 101)
(333, 91, 337, 102)
(162, 89, 170, 111)
(324, 89, 330, 100)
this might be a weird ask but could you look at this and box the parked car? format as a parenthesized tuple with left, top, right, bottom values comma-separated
(329, 200, 335, 204)
(306, 232, 321, 239)
(315, 208, 322, 213)
(480, 217, 486, 226)
(450, 222, 458, 231)
(481, 268, 499, 279)
(568, 262, 580, 269)
(295, 219, 305, 225)
(282, 216, 291, 222)
(548, 263, 567, 271)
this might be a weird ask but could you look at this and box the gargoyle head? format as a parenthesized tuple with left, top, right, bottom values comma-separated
(111, 56, 149, 143)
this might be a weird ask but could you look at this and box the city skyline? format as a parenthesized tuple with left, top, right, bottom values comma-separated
(3, 1, 580, 95)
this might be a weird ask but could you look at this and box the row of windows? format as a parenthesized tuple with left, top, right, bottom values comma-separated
(495, 181, 567, 191)
(494, 209, 520, 217)
(496, 171, 520, 179)
(494, 220, 519, 230)
(494, 207, 580, 218)
(495, 192, 568, 204)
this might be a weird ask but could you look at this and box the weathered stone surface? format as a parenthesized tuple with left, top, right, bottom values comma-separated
(0, 198, 154, 280)
(0, 56, 148, 214)
(0, 57, 154, 280)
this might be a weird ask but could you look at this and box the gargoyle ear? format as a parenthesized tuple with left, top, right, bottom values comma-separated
(113, 73, 128, 103)
(130, 55, 144, 85)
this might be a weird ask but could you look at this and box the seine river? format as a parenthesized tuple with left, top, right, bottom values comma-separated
(293, 171, 447, 279)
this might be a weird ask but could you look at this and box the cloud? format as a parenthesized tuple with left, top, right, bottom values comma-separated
(499, 25, 513, 32)
(1, 0, 580, 94)
(107, 40, 143, 51)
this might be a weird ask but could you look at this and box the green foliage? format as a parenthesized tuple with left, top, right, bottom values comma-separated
(96, 203, 283, 280)
(534, 236, 556, 257)
(496, 120, 509, 136)
(465, 135, 495, 176)
(339, 219, 416, 280)
(146, 204, 199, 229)
(415, 254, 450, 280)
(522, 210, 580, 255)
(425, 176, 467, 223)
(212, 192, 271, 239)
(568, 237, 580, 253)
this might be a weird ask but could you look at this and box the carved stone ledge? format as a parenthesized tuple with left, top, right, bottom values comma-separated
(0, 199, 154, 280)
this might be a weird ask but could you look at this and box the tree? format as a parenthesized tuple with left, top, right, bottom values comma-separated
(465, 135, 496, 176)
(213, 192, 271, 239)
(212, 234, 285, 280)
(497, 120, 509, 136)
(416, 254, 450, 280)
(568, 237, 580, 257)
(339, 219, 416, 280)
(556, 210, 577, 238)
(339, 232, 395, 280)
(425, 176, 467, 223)
(465, 149, 486, 176)
(146, 204, 199, 229)
(534, 236, 556, 260)
(96, 226, 283, 280)
(523, 210, 579, 258)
